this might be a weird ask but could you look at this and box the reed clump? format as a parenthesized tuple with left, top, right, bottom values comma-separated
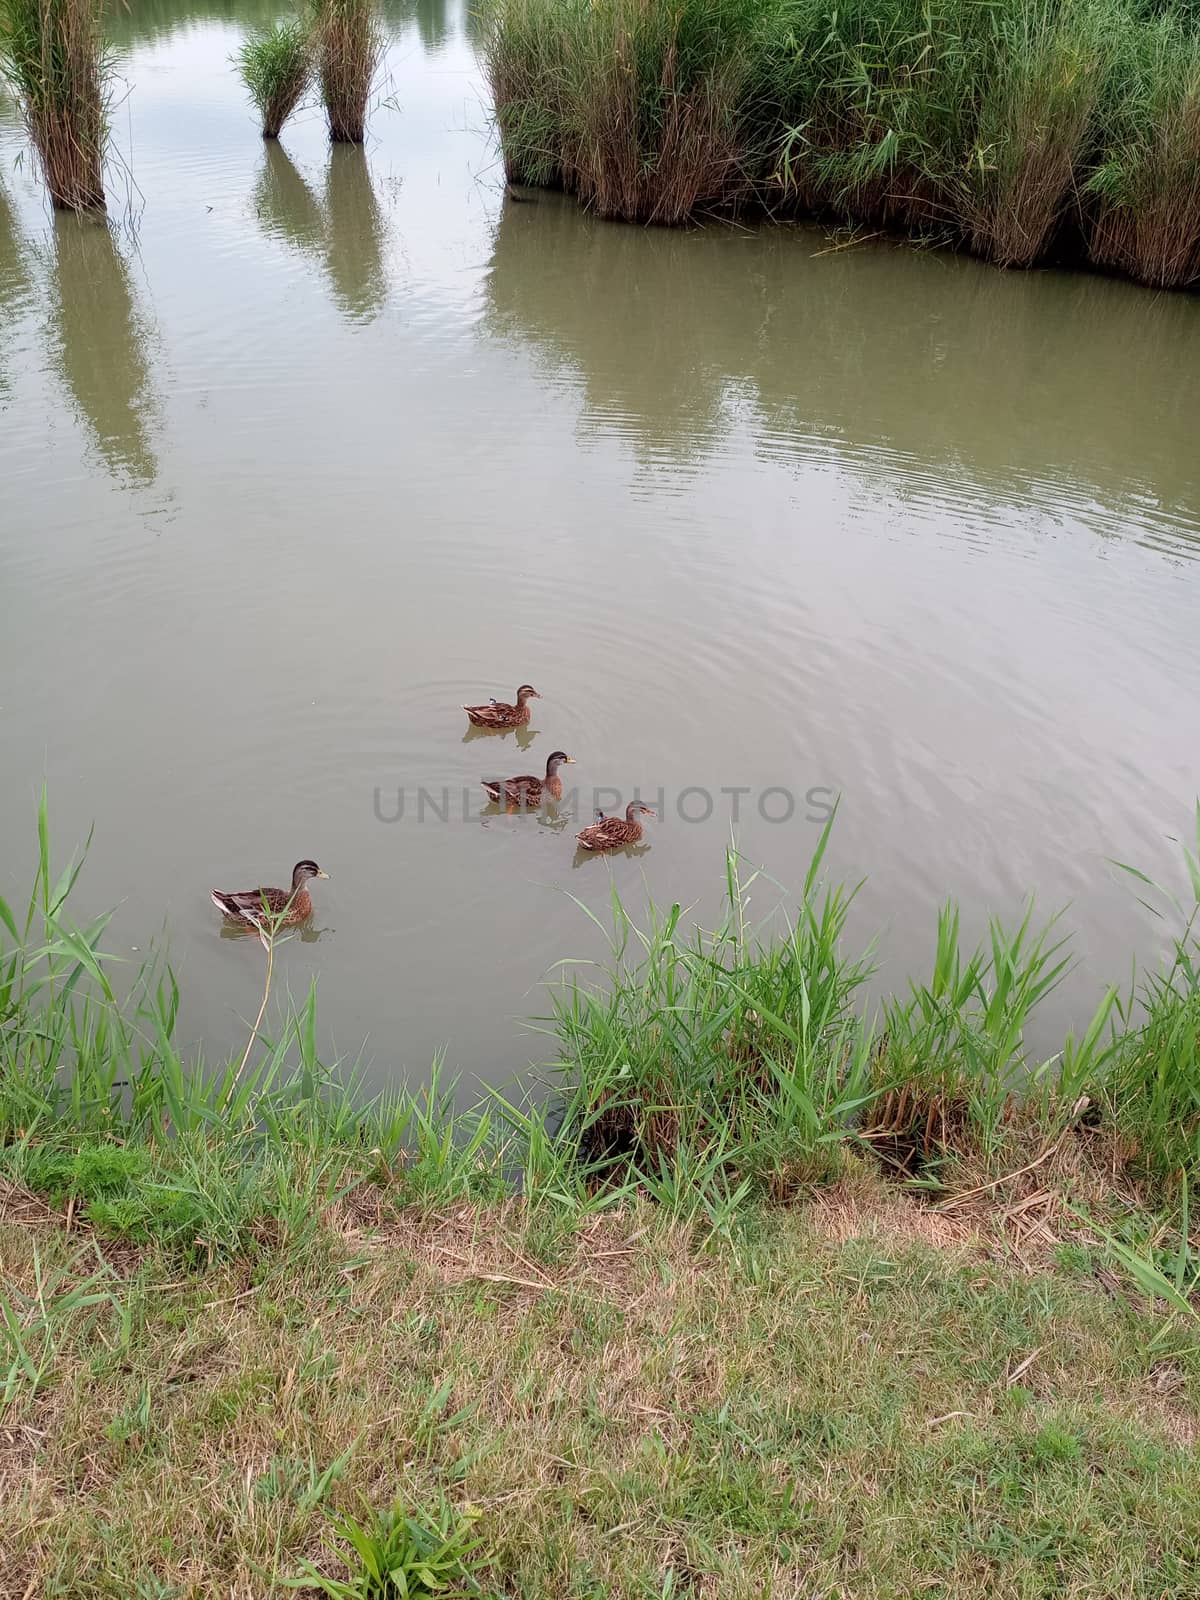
(0, 0, 108, 212)
(316, 0, 381, 143)
(548, 840, 877, 1204)
(484, 0, 1200, 289)
(4, 793, 1200, 1249)
(550, 813, 1200, 1216)
(960, 2, 1112, 266)
(236, 18, 314, 139)
(1087, 7, 1200, 287)
(488, 0, 757, 221)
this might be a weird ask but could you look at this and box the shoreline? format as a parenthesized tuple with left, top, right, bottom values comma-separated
(484, 0, 1200, 293)
(3, 810, 1199, 1592)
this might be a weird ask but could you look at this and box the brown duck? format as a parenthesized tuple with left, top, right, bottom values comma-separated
(482, 751, 575, 808)
(576, 803, 656, 851)
(210, 859, 328, 933)
(463, 684, 540, 729)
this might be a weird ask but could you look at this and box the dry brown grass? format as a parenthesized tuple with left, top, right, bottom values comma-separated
(4, 1184, 1200, 1597)
(805, 1171, 986, 1256)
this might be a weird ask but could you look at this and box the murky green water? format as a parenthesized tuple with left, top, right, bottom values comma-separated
(2, 0, 1199, 1086)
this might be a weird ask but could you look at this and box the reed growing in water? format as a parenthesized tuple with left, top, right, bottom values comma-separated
(236, 18, 313, 139)
(488, 0, 754, 222)
(0, 0, 108, 211)
(316, 0, 381, 143)
(484, 0, 1200, 288)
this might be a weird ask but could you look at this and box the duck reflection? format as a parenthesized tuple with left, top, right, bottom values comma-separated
(572, 841, 651, 868)
(48, 214, 158, 486)
(536, 803, 574, 833)
(461, 721, 538, 753)
(478, 799, 575, 833)
(219, 918, 329, 944)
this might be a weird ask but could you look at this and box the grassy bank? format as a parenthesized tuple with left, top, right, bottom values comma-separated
(3, 802, 1200, 1593)
(482, 0, 1200, 288)
(7, 1193, 1200, 1596)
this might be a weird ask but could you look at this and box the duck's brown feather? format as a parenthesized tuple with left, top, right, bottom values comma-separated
(210, 885, 313, 929)
(464, 700, 531, 729)
(575, 817, 643, 851)
(481, 772, 563, 808)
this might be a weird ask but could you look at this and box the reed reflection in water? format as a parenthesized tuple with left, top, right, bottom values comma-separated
(324, 144, 387, 323)
(483, 195, 1200, 556)
(47, 215, 159, 487)
(254, 139, 389, 324)
(0, 182, 33, 397)
(254, 136, 326, 262)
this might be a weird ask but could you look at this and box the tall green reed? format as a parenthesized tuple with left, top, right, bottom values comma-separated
(866, 901, 1084, 1171)
(1097, 806, 1200, 1186)
(545, 818, 879, 1198)
(484, 0, 759, 221)
(237, 18, 314, 139)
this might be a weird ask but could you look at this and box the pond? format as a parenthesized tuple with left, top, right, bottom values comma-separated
(2, 0, 1199, 1090)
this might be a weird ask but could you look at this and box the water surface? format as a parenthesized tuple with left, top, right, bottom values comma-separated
(2, 0, 1199, 1086)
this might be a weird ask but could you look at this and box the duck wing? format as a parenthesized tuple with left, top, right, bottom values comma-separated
(482, 775, 543, 806)
(576, 819, 639, 850)
(465, 701, 518, 728)
(210, 885, 290, 924)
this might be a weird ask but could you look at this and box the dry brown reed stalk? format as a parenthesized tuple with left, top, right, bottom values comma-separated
(485, 0, 750, 223)
(571, 41, 747, 222)
(575, 1073, 682, 1171)
(316, 0, 381, 144)
(1089, 82, 1200, 288)
(0, 0, 108, 212)
(233, 932, 275, 1085)
(859, 1081, 987, 1178)
(963, 13, 1106, 268)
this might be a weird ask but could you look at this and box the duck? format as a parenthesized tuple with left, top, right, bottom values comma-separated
(210, 859, 329, 933)
(576, 802, 657, 851)
(482, 751, 575, 808)
(463, 684, 540, 729)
